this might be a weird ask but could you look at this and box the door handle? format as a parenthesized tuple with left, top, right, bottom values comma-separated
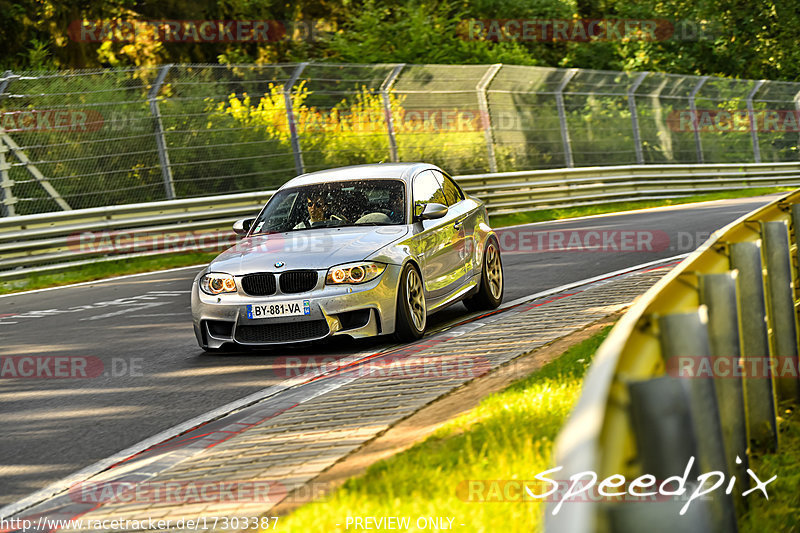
(453, 221, 462, 230)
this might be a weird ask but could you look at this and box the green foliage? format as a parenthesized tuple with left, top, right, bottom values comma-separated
(212, 81, 496, 176)
(740, 404, 800, 532)
(4, 0, 799, 82)
(324, 0, 536, 65)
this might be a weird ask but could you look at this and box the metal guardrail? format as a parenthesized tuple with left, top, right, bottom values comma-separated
(2, 162, 800, 281)
(548, 187, 800, 531)
(0, 191, 274, 280)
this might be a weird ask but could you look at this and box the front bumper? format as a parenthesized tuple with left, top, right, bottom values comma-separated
(191, 265, 403, 349)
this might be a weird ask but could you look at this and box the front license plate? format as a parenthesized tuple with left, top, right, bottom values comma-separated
(246, 300, 311, 319)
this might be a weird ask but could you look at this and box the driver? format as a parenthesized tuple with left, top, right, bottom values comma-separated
(294, 192, 342, 228)
(306, 192, 328, 224)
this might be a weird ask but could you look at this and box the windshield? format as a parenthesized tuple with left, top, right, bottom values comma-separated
(250, 179, 407, 234)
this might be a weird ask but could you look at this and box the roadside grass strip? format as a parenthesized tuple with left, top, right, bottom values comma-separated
(740, 403, 800, 532)
(489, 186, 793, 228)
(272, 327, 612, 532)
(0, 252, 218, 295)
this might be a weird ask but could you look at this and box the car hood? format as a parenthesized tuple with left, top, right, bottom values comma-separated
(209, 226, 409, 274)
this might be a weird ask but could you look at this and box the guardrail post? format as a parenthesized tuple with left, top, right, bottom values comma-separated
(730, 241, 779, 452)
(380, 64, 405, 163)
(689, 76, 709, 163)
(285, 62, 309, 175)
(699, 272, 750, 513)
(791, 204, 800, 293)
(556, 69, 578, 168)
(620, 377, 714, 533)
(760, 221, 800, 401)
(628, 72, 649, 165)
(658, 309, 738, 533)
(148, 64, 176, 200)
(747, 81, 766, 163)
(0, 70, 15, 217)
(476, 64, 502, 173)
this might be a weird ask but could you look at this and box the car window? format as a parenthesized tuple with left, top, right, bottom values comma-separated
(412, 171, 446, 216)
(431, 170, 464, 207)
(250, 179, 406, 234)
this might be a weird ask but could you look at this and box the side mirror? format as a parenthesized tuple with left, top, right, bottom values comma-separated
(232, 218, 254, 236)
(420, 203, 448, 221)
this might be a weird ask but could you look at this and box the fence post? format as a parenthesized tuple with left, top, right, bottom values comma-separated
(476, 64, 502, 173)
(285, 62, 309, 175)
(628, 72, 648, 165)
(747, 81, 766, 163)
(689, 76, 709, 163)
(148, 64, 176, 200)
(0, 70, 15, 217)
(556, 69, 578, 168)
(0, 70, 12, 97)
(794, 89, 800, 156)
(380, 64, 405, 163)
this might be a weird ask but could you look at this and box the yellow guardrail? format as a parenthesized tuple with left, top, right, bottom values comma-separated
(548, 189, 800, 532)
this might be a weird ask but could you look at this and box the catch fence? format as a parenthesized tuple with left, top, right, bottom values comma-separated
(2, 63, 800, 217)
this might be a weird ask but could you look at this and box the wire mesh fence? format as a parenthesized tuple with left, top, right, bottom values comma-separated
(2, 62, 800, 217)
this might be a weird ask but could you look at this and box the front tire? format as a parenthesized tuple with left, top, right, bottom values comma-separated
(464, 237, 503, 311)
(394, 263, 427, 342)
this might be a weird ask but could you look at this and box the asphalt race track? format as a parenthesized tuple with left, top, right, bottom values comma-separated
(0, 195, 777, 507)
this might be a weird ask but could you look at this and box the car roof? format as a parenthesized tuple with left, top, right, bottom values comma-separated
(280, 163, 440, 189)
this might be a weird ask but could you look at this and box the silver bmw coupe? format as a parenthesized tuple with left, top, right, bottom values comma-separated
(191, 163, 503, 350)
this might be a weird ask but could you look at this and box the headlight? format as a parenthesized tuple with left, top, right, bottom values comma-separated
(326, 262, 386, 285)
(200, 273, 237, 295)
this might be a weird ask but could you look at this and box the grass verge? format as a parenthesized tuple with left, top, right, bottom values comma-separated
(740, 402, 800, 532)
(2, 186, 792, 295)
(0, 252, 218, 295)
(488, 186, 793, 228)
(272, 326, 612, 532)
